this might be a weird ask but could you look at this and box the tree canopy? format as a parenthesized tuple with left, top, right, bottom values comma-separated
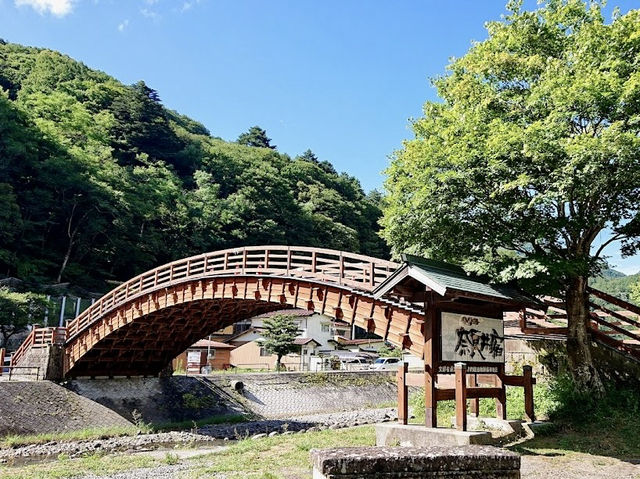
(261, 314, 300, 370)
(0, 42, 388, 290)
(0, 288, 48, 348)
(237, 126, 276, 149)
(382, 0, 640, 392)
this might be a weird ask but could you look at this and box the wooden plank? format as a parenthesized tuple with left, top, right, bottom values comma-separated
(591, 315, 640, 342)
(468, 374, 479, 417)
(405, 372, 425, 387)
(589, 301, 640, 329)
(495, 366, 507, 420)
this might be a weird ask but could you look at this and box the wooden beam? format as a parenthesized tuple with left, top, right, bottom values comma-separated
(424, 290, 437, 428)
(455, 363, 467, 431)
(397, 362, 408, 425)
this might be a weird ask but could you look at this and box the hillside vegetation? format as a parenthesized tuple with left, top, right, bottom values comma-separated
(590, 269, 640, 304)
(0, 42, 387, 290)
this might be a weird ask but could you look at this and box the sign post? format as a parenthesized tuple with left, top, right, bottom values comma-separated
(396, 309, 535, 432)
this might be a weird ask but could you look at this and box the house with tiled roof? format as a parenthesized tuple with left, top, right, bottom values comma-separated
(227, 309, 352, 371)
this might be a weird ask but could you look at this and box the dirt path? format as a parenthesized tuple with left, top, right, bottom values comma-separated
(522, 453, 640, 479)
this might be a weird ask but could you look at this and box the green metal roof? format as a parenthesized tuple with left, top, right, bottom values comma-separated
(373, 254, 538, 306)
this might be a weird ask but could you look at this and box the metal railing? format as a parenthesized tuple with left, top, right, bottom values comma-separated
(66, 246, 398, 341)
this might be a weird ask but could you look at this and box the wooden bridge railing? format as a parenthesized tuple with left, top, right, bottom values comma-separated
(10, 326, 67, 367)
(520, 287, 640, 360)
(66, 246, 398, 341)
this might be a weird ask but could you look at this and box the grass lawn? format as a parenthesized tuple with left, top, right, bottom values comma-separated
(0, 426, 376, 479)
(2, 420, 640, 479)
(187, 426, 376, 478)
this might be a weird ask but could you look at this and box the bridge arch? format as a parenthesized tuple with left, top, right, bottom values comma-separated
(64, 246, 426, 377)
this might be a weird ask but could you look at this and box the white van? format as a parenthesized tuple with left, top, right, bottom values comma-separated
(370, 357, 401, 371)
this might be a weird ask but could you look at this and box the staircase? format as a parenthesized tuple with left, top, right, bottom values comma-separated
(517, 287, 640, 362)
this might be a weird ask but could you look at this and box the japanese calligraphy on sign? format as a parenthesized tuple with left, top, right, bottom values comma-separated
(440, 312, 505, 364)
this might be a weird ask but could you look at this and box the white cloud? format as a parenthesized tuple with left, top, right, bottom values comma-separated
(181, 0, 201, 13)
(118, 19, 129, 32)
(15, 0, 74, 16)
(140, 7, 160, 21)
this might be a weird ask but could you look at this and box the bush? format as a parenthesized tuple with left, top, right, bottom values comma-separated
(408, 379, 558, 425)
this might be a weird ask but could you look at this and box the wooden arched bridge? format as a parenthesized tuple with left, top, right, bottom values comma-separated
(12, 246, 416, 377)
(9, 245, 546, 379)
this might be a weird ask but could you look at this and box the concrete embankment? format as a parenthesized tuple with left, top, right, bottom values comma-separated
(0, 371, 397, 436)
(0, 381, 131, 436)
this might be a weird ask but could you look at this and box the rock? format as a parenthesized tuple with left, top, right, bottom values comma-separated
(251, 433, 267, 440)
(268, 431, 278, 437)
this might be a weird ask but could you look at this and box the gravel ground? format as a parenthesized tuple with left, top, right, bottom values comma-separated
(80, 464, 191, 479)
(0, 431, 221, 462)
(0, 408, 397, 462)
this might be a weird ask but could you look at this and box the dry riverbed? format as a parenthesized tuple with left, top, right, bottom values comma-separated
(2, 409, 639, 479)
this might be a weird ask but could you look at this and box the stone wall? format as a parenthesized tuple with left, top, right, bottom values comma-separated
(66, 371, 397, 424)
(207, 370, 397, 419)
(8, 345, 64, 380)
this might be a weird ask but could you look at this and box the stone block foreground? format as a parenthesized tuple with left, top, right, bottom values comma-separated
(311, 445, 520, 479)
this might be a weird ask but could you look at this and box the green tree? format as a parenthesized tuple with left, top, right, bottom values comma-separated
(382, 0, 640, 393)
(377, 343, 402, 358)
(237, 126, 276, 149)
(0, 288, 49, 348)
(631, 280, 640, 306)
(261, 314, 299, 371)
(296, 149, 319, 164)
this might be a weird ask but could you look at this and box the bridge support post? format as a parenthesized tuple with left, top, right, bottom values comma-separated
(0, 348, 4, 376)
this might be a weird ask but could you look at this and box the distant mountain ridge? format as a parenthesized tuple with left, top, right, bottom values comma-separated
(0, 42, 388, 290)
(590, 269, 640, 303)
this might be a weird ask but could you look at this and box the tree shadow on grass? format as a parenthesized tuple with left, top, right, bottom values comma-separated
(508, 421, 640, 465)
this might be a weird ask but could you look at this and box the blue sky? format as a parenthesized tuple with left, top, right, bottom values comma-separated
(1, 0, 639, 274)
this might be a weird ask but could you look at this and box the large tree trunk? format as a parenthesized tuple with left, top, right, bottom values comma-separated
(565, 275, 604, 394)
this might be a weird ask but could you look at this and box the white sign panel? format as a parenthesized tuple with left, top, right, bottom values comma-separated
(440, 312, 505, 364)
(187, 350, 202, 364)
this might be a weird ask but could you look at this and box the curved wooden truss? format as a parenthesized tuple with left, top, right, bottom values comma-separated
(65, 275, 425, 377)
(60, 246, 418, 377)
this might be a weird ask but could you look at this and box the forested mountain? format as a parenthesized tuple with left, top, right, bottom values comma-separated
(0, 42, 387, 290)
(590, 269, 640, 304)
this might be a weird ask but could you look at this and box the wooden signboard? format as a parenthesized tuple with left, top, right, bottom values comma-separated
(440, 312, 505, 364)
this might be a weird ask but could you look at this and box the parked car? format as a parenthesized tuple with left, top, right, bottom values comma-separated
(339, 357, 371, 371)
(370, 357, 401, 371)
